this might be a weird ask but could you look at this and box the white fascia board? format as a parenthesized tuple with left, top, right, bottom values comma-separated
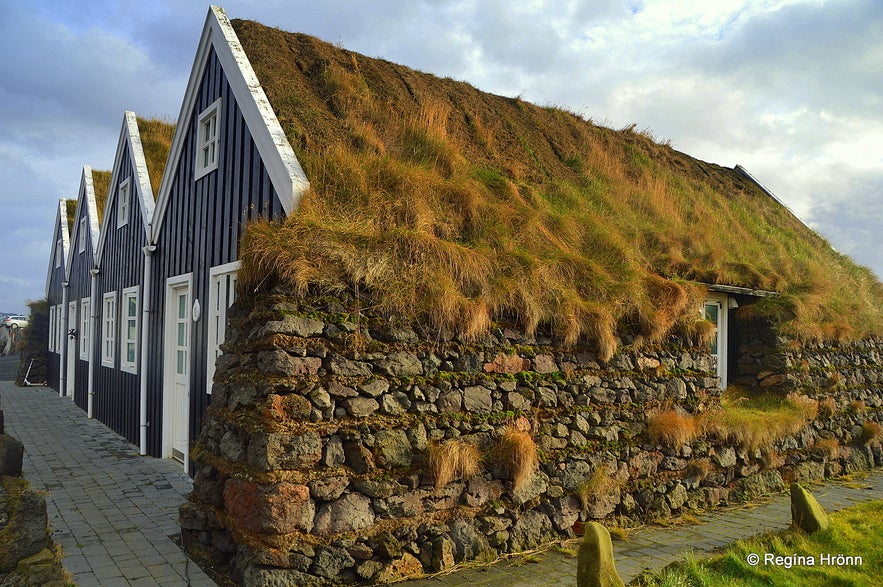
(66, 166, 102, 278)
(128, 112, 158, 234)
(211, 5, 309, 214)
(96, 115, 130, 265)
(151, 5, 309, 243)
(84, 168, 101, 259)
(97, 112, 156, 266)
(45, 199, 70, 296)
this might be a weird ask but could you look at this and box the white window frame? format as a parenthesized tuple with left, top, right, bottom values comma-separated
(102, 292, 117, 368)
(55, 239, 62, 268)
(55, 304, 64, 354)
(194, 98, 221, 180)
(80, 298, 90, 361)
(206, 261, 240, 394)
(121, 286, 139, 374)
(48, 305, 56, 353)
(78, 217, 87, 253)
(117, 178, 130, 228)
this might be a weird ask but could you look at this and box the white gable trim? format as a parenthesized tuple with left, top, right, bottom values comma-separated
(65, 166, 101, 277)
(96, 112, 157, 264)
(45, 199, 72, 296)
(151, 4, 309, 242)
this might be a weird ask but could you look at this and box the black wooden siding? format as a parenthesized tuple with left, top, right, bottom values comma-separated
(67, 198, 95, 409)
(145, 48, 284, 459)
(46, 251, 65, 391)
(93, 144, 147, 445)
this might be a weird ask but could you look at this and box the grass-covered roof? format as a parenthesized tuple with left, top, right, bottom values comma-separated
(232, 19, 883, 357)
(91, 169, 111, 223)
(136, 117, 175, 196)
(64, 199, 77, 234)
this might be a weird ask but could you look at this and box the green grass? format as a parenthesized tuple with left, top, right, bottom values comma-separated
(635, 500, 883, 586)
(703, 388, 819, 452)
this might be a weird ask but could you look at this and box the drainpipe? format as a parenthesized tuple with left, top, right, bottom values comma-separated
(140, 244, 156, 456)
(88, 269, 99, 418)
(60, 282, 69, 398)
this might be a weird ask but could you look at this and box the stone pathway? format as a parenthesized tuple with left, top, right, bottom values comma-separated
(0, 354, 216, 586)
(404, 470, 883, 586)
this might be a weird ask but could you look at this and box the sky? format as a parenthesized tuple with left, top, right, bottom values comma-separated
(0, 0, 881, 314)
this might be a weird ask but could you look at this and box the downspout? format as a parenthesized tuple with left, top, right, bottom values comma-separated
(140, 244, 156, 456)
(59, 282, 69, 398)
(88, 269, 99, 418)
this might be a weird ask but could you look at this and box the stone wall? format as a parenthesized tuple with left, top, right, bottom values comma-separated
(181, 293, 883, 586)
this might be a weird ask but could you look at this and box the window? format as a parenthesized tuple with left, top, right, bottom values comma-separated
(206, 261, 239, 393)
(80, 298, 90, 361)
(48, 306, 56, 353)
(102, 292, 117, 367)
(117, 178, 130, 228)
(121, 286, 139, 373)
(195, 98, 221, 180)
(55, 239, 62, 268)
(78, 217, 87, 253)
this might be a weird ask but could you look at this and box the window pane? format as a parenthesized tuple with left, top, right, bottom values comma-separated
(127, 344, 136, 363)
(178, 323, 186, 346)
(178, 294, 187, 319)
(128, 319, 137, 340)
(128, 296, 137, 317)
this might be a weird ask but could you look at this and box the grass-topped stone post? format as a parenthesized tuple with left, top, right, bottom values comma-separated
(577, 522, 625, 587)
(790, 483, 830, 534)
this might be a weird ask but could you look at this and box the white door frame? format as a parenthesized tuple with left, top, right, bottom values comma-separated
(703, 292, 729, 389)
(67, 300, 77, 399)
(162, 273, 193, 471)
(206, 261, 240, 394)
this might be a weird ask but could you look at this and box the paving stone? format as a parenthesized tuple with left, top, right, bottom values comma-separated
(0, 367, 216, 587)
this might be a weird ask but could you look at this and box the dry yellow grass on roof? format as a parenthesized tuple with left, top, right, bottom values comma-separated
(136, 117, 175, 196)
(64, 199, 78, 234)
(233, 19, 883, 358)
(91, 169, 112, 223)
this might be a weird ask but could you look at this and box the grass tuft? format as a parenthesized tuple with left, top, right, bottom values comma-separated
(705, 388, 818, 452)
(857, 421, 882, 445)
(493, 424, 538, 492)
(647, 410, 698, 449)
(576, 463, 616, 510)
(426, 439, 481, 491)
(817, 396, 837, 419)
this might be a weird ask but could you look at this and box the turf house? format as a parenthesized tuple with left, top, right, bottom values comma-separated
(39, 6, 882, 585)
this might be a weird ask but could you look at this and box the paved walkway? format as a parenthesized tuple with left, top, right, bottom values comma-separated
(0, 354, 215, 586)
(2, 353, 882, 586)
(404, 467, 883, 586)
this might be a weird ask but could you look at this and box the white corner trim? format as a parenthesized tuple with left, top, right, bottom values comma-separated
(45, 199, 72, 297)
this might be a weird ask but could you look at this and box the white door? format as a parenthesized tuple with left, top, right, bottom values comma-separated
(164, 277, 191, 465)
(67, 301, 77, 399)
